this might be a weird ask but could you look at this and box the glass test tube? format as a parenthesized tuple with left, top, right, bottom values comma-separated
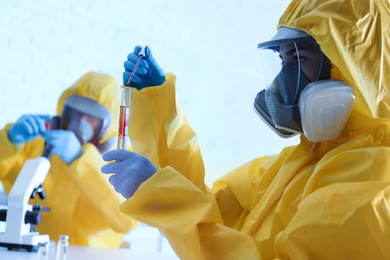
(56, 235, 69, 260)
(117, 87, 131, 149)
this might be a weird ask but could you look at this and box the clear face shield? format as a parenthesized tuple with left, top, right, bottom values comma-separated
(61, 96, 112, 146)
(254, 28, 331, 137)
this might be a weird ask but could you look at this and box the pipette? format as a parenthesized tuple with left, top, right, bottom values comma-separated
(117, 47, 145, 149)
(126, 47, 145, 86)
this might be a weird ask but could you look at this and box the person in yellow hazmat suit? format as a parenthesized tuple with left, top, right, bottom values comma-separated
(101, 0, 390, 259)
(0, 71, 138, 248)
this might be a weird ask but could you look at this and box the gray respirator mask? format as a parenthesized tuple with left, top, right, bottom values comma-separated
(254, 27, 355, 142)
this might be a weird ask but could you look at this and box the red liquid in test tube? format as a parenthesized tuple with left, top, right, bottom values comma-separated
(117, 105, 130, 149)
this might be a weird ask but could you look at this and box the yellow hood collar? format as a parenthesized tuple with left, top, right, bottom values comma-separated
(277, 0, 390, 134)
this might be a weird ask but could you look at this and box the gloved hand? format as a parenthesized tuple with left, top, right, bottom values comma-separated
(43, 130, 83, 164)
(8, 114, 51, 145)
(123, 45, 166, 90)
(101, 149, 158, 199)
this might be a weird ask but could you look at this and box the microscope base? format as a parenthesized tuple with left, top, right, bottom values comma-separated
(0, 242, 38, 252)
(0, 233, 50, 252)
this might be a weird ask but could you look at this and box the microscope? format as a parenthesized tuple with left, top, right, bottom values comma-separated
(0, 118, 59, 252)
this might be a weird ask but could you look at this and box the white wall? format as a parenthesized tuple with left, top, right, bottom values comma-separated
(0, 0, 299, 185)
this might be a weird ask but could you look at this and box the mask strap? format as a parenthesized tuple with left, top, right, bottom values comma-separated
(294, 42, 301, 104)
(315, 47, 331, 81)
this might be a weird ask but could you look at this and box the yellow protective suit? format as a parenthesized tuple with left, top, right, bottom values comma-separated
(120, 0, 390, 259)
(0, 72, 137, 248)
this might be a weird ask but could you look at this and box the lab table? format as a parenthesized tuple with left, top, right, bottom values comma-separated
(0, 245, 180, 260)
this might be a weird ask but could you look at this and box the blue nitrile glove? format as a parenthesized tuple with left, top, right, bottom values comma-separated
(8, 114, 51, 145)
(101, 149, 158, 199)
(43, 130, 83, 164)
(123, 45, 166, 90)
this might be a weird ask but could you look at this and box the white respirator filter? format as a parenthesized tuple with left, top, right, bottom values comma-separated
(299, 80, 355, 142)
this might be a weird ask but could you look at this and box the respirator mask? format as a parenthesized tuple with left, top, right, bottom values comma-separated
(254, 27, 355, 142)
(61, 96, 112, 147)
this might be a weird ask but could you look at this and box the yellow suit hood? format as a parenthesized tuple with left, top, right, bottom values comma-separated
(278, 0, 390, 137)
(56, 71, 120, 144)
(109, 1, 390, 258)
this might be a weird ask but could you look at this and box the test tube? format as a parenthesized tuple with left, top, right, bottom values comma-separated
(117, 46, 145, 149)
(117, 87, 131, 149)
(56, 235, 69, 260)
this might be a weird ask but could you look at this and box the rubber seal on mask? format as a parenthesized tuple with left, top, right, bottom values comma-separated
(299, 80, 355, 142)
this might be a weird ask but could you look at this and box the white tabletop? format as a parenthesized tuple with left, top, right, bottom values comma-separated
(0, 245, 181, 260)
